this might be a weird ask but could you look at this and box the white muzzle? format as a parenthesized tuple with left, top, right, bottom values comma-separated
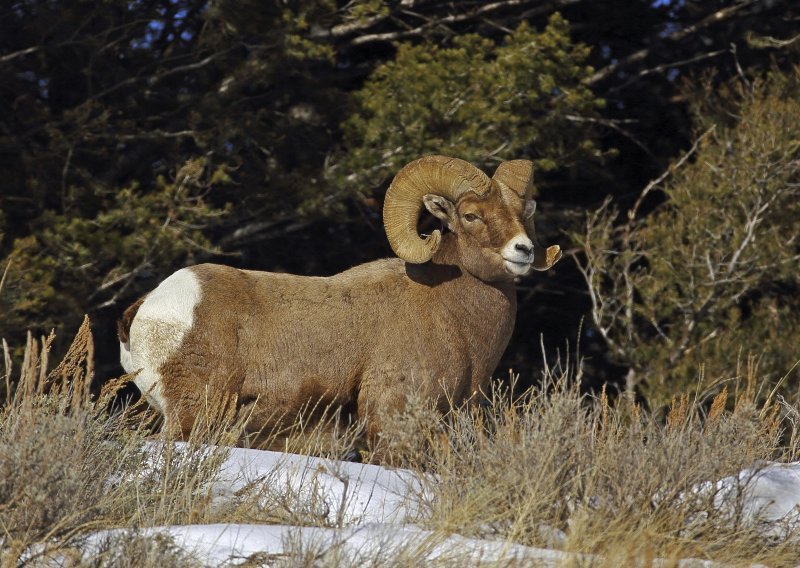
(501, 234, 535, 276)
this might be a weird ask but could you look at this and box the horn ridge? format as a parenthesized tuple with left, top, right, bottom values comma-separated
(383, 155, 490, 263)
(492, 160, 535, 199)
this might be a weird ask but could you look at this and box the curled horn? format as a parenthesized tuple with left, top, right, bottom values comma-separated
(383, 156, 491, 263)
(492, 159, 535, 199)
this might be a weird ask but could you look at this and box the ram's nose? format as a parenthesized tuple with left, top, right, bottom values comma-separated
(502, 234, 535, 276)
(514, 241, 533, 257)
(503, 234, 534, 261)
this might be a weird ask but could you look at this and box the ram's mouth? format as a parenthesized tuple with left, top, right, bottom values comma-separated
(503, 257, 533, 276)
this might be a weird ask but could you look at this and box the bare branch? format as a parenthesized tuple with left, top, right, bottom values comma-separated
(587, 0, 758, 85)
(219, 219, 312, 250)
(748, 31, 800, 49)
(0, 256, 11, 297)
(328, 12, 391, 38)
(0, 46, 39, 64)
(90, 49, 231, 100)
(341, 0, 566, 48)
(61, 146, 74, 215)
(608, 48, 728, 94)
(625, 126, 715, 234)
(564, 114, 656, 161)
(576, 127, 721, 378)
(114, 130, 201, 142)
(574, 197, 631, 360)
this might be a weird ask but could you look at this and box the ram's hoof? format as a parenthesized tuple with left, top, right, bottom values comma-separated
(343, 449, 363, 463)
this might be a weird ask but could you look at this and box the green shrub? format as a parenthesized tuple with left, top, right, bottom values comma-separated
(331, 13, 607, 211)
(577, 68, 800, 407)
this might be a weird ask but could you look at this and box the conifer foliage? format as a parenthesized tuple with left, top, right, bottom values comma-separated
(1, 0, 798, 400)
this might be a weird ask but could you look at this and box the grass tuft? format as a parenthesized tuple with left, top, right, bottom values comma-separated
(1, 319, 799, 565)
(398, 371, 800, 565)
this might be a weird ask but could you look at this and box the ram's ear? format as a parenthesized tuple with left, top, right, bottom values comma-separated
(423, 194, 456, 230)
(524, 199, 537, 219)
(524, 199, 562, 270)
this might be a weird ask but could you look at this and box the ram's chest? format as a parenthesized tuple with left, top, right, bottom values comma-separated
(454, 285, 517, 393)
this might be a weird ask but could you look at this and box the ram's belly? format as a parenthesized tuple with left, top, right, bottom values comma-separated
(237, 334, 360, 421)
(363, 353, 474, 410)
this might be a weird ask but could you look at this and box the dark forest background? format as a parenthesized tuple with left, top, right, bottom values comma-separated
(1, 0, 798, 408)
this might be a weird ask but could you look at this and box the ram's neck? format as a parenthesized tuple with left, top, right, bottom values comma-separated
(406, 234, 518, 390)
(423, 233, 517, 300)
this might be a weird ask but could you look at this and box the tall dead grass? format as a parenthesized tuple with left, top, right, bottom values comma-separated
(0, 317, 368, 566)
(0, 317, 245, 566)
(383, 367, 800, 566)
(2, 315, 799, 566)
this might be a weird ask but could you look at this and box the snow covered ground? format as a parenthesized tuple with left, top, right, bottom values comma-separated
(85, 523, 575, 566)
(193, 442, 431, 525)
(86, 444, 800, 565)
(685, 460, 800, 539)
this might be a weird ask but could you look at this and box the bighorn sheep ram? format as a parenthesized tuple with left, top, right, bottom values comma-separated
(118, 155, 562, 452)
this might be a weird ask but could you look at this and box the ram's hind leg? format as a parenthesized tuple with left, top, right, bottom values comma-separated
(131, 333, 241, 442)
(126, 267, 204, 439)
(133, 360, 202, 441)
(154, 360, 246, 443)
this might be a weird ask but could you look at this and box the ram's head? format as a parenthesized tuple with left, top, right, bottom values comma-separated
(383, 155, 562, 281)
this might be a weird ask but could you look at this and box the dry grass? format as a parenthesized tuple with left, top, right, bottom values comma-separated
(0, 318, 241, 566)
(0, 318, 373, 565)
(386, 370, 800, 566)
(2, 320, 800, 566)
(274, 528, 523, 568)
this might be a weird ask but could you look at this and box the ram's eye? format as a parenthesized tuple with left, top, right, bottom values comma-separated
(463, 213, 480, 223)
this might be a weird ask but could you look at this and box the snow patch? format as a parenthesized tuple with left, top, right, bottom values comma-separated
(83, 523, 571, 567)
(686, 461, 800, 538)
(146, 441, 430, 526)
(62, 443, 800, 565)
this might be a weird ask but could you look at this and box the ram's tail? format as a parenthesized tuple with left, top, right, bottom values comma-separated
(117, 296, 146, 343)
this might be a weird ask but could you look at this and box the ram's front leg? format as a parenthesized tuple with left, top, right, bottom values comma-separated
(356, 374, 412, 465)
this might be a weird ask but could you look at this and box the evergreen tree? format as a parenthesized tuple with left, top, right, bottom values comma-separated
(1, 0, 798, 396)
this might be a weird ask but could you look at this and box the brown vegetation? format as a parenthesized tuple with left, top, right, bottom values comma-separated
(2, 321, 800, 566)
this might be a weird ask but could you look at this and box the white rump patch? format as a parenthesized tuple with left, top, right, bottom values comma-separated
(124, 267, 202, 415)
